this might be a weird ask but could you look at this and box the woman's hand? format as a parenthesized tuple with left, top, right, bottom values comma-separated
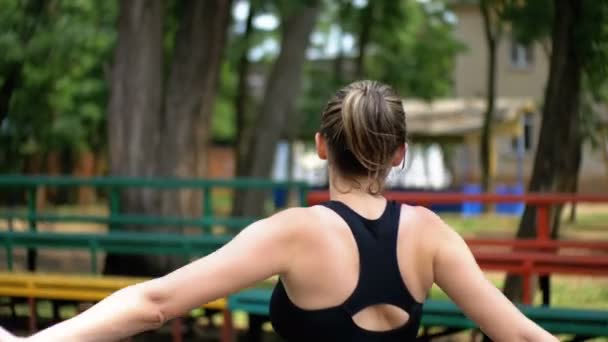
(0, 326, 25, 341)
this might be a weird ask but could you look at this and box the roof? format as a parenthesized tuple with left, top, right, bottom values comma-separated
(404, 97, 536, 141)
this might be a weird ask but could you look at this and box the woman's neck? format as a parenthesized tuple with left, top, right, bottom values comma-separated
(328, 172, 386, 210)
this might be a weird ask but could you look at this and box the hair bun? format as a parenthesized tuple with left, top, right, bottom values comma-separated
(320, 80, 407, 194)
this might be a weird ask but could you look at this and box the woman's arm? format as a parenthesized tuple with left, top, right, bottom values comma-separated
(18, 208, 309, 342)
(423, 208, 557, 342)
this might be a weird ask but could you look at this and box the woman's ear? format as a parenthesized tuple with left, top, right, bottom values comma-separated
(391, 143, 407, 167)
(315, 132, 328, 160)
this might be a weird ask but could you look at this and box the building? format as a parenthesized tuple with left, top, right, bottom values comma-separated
(452, 2, 550, 99)
(435, 1, 608, 193)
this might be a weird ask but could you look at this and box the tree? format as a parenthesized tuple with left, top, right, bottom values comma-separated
(160, 0, 233, 217)
(232, 0, 320, 218)
(479, 0, 503, 194)
(0, 0, 115, 175)
(0, 0, 45, 126)
(296, 0, 463, 150)
(103, 0, 165, 276)
(502, 0, 608, 302)
(332, 0, 354, 86)
(365, 0, 463, 100)
(233, 0, 260, 206)
(104, 0, 233, 277)
(1, 0, 117, 270)
(355, 0, 374, 78)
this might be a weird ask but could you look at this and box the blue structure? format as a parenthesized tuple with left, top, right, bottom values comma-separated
(462, 184, 482, 216)
(495, 183, 525, 215)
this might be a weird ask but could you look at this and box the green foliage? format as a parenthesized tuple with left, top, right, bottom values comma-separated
(298, 62, 337, 139)
(501, 0, 553, 45)
(212, 61, 238, 143)
(295, 0, 464, 139)
(501, 0, 608, 148)
(578, 0, 608, 95)
(502, 0, 608, 91)
(0, 0, 116, 172)
(365, 0, 464, 100)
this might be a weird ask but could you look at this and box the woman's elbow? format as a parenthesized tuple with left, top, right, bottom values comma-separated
(126, 283, 168, 330)
(519, 321, 558, 342)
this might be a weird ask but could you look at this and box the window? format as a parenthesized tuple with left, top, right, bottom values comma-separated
(510, 38, 534, 69)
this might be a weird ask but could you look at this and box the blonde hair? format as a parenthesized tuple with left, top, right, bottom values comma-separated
(320, 80, 407, 194)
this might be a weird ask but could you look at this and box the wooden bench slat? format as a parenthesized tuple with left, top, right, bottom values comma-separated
(0, 272, 227, 310)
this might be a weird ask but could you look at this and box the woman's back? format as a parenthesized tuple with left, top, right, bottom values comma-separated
(270, 196, 435, 341)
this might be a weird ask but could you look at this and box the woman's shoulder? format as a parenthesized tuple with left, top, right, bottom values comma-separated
(396, 203, 456, 248)
(264, 205, 331, 236)
(397, 203, 446, 229)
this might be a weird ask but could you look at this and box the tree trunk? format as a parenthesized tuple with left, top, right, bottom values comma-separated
(104, 0, 166, 276)
(355, 1, 373, 79)
(502, 0, 584, 303)
(333, 0, 351, 86)
(603, 129, 608, 174)
(0, 65, 22, 124)
(232, 0, 258, 217)
(105, 0, 231, 276)
(104, 0, 232, 277)
(480, 0, 498, 195)
(233, 3, 320, 218)
(75, 151, 97, 205)
(161, 0, 232, 218)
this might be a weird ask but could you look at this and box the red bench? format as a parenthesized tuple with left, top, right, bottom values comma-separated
(308, 191, 608, 305)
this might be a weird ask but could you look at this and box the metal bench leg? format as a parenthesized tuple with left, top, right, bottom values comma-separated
(522, 263, 533, 305)
(539, 275, 551, 306)
(221, 309, 233, 342)
(248, 314, 264, 342)
(28, 297, 37, 334)
(171, 318, 183, 342)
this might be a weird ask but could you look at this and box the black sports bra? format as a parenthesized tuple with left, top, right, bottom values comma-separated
(269, 200, 423, 341)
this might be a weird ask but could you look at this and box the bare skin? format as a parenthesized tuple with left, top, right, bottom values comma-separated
(0, 135, 557, 342)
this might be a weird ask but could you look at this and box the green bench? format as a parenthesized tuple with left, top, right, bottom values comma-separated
(227, 288, 608, 341)
(0, 230, 231, 272)
(0, 175, 308, 232)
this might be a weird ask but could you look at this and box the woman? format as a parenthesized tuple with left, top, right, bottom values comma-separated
(0, 81, 556, 341)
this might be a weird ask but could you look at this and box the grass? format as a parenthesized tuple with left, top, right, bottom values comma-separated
(428, 274, 608, 310)
(441, 213, 519, 237)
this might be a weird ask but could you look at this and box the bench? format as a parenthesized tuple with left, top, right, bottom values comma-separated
(227, 288, 608, 341)
(0, 231, 232, 342)
(0, 272, 228, 342)
(473, 250, 608, 304)
(0, 230, 231, 272)
(3, 232, 608, 339)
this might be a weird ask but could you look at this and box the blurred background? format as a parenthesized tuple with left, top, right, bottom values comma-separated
(1, 0, 608, 340)
(1, 0, 607, 209)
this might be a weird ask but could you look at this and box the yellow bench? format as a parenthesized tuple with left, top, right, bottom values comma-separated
(0, 272, 228, 342)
